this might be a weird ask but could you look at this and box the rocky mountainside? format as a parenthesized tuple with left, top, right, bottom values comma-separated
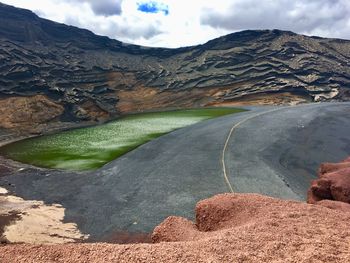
(1, 3, 350, 134)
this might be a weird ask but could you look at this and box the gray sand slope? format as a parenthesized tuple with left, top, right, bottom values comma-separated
(1, 102, 350, 240)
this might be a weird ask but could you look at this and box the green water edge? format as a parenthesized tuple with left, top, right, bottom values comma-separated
(0, 108, 246, 171)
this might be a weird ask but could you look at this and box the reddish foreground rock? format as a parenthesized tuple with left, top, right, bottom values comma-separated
(1, 193, 350, 263)
(308, 157, 350, 210)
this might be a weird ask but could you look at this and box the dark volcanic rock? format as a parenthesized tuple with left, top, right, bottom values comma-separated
(1, 3, 350, 133)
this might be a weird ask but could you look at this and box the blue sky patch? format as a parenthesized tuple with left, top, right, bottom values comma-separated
(137, 1, 169, 15)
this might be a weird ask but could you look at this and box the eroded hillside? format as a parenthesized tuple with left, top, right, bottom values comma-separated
(1, 3, 350, 135)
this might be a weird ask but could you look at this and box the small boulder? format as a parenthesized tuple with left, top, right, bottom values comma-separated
(307, 178, 332, 204)
(318, 162, 350, 176)
(308, 158, 350, 204)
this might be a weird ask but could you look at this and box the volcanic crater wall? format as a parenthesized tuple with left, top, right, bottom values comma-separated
(1, 3, 350, 135)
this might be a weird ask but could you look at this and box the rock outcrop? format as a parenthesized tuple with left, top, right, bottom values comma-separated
(1, 193, 350, 262)
(1, 3, 350, 135)
(0, 95, 64, 132)
(307, 157, 350, 212)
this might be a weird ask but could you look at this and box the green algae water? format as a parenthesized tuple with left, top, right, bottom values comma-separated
(0, 108, 244, 171)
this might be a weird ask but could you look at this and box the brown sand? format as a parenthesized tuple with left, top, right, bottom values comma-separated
(207, 92, 310, 107)
(1, 193, 350, 263)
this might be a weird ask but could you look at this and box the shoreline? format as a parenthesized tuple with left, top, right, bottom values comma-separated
(0, 101, 348, 246)
(0, 107, 246, 172)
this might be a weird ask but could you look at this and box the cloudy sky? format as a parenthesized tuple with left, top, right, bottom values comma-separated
(2, 0, 350, 48)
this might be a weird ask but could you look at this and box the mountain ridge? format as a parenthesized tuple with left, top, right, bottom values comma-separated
(0, 2, 350, 136)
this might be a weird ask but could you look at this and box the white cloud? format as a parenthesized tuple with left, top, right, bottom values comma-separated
(1, 0, 350, 48)
(200, 0, 350, 40)
(57, 0, 123, 16)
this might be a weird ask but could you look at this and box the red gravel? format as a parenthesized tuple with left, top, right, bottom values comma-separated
(1, 193, 350, 263)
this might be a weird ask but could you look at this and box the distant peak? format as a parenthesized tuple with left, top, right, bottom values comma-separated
(224, 29, 297, 40)
(200, 29, 297, 50)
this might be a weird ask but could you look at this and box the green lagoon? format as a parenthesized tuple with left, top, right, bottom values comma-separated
(0, 108, 244, 171)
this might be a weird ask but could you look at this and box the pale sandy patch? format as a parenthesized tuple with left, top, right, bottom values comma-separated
(0, 195, 88, 244)
(0, 187, 8, 194)
(313, 88, 339, 101)
(209, 92, 310, 107)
